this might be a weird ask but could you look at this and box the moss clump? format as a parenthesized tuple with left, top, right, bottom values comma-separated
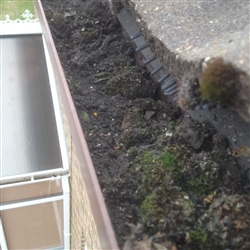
(122, 111, 150, 129)
(140, 191, 161, 219)
(137, 152, 166, 194)
(119, 128, 153, 149)
(105, 67, 136, 96)
(135, 151, 178, 194)
(200, 58, 239, 106)
(136, 150, 195, 227)
(162, 146, 215, 200)
(105, 67, 154, 99)
(189, 229, 222, 250)
(169, 120, 176, 127)
(140, 186, 194, 227)
(188, 170, 212, 197)
(160, 151, 182, 181)
(160, 151, 178, 169)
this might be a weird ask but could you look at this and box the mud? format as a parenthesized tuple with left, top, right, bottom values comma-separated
(42, 1, 250, 249)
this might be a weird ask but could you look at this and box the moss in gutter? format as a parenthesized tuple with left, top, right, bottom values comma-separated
(140, 186, 194, 228)
(188, 228, 223, 250)
(200, 58, 239, 107)
(134, 149, 194, 228)
(105, 66, 155, 99)
(135, 150, 179, 194)
(134, 144, 218, 228)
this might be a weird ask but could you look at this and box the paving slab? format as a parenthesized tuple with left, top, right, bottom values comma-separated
(105, 0, 250, 168)
(107, 0, 250, 122)
(128, 1, 249, 73)
(125, 0, 250, 120)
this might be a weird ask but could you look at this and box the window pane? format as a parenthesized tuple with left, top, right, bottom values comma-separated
(0, 180, 63, 204)
(1, 200, 64, 249)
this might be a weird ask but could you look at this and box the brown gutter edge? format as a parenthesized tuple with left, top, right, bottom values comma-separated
(35, 1, 119, 249)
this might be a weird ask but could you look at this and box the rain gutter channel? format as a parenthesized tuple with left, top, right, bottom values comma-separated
(117, 6, 250, 169)
(118, 7, 178, 97)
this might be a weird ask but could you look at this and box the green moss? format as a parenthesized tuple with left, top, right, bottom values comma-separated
(160, 151, 177, 169)
(188, 171, 212, 197)
(140, 191, 162, 219)
(136, 151, 179, 194)
(127, 111, 149, 128)
(140, 186, 194, 227)
(105, 67, 135, 96)
(189, 229, 222, 250)
(161, 151, 184, 182)
(169, 121, 176, 127)
(138, 152, 165, 193)
(161, 147, 212, 198)
(134, 148, 189, 197)
(105, 66, 154, 99)
(200, 58, 239, 106)
(135, 146, 216, 230)
(119, 128, 153, 149)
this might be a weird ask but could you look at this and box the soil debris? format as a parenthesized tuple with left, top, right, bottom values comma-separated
(43, 0, 250, 249)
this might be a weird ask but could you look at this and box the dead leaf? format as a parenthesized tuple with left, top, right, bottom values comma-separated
(203, 194, 214, 204)
(234, 146, 250, 157)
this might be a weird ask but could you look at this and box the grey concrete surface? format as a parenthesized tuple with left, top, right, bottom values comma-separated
(128, 0, 249, 73)
(106, 0, 250, 168)
(110, 0, 250, 122)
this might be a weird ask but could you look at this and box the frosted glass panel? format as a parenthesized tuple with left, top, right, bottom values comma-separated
(0, 180, 63, 204)
(1, 200, 63, 249)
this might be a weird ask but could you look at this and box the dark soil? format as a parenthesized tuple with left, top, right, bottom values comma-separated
(43, 1, 250, 249)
